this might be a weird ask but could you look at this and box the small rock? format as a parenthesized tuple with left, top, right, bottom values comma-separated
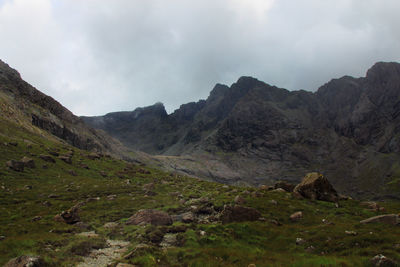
(21, 157, 35, 168)
(68, 170, 77, 176)
(222, 185, 229, 189)
(55, 203, 81, 224)
(199, 230, 206, 236)
(234, 195, 246, 205)
(39, 154, 55, 163)
(24, 185, 32, 190)
(59, 156, 72, 164)
(181, 212, 195, 223)
(48, 194, 60, 199)
(305, 245, 315, 253)
(248, 264, 256, 267)
(104, 222, 119, 229)
(269, 219, 282, 226)
(8, 142, 18, 146)
(160, 234, 178, 247)
(87, 152, 101, 160)
(0, 235, 5, 241)
(370, 254, 397, 266)
(32, 216, 42, 222)
(116, 264, 137, 267)
(271, 188, 286, 193)
(107, 194, 117, 200)
(345, 230, 357, 236)
(290, 211, 303, 222)
(274, 181, 295, 192)
(4, 255, 45, 267)
(6, 160, 24, 172)
(142, 183, 155, 191)
(42, 201, 52, 207)
(296, 238, 306, 245)
(77, 231, 99, 238)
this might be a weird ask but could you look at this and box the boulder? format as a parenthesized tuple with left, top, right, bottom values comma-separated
(220, 205, 261, 223)
(274, 181, 295, 192)
(126, 209, 172, 226)
(360, 214, 399, 225)
(39, 154, 55, 163)
(6, 160, 24, 172)
(293, 173, 338, 202)
(4, 255, 45, 267)
(370, 254, 397, 267)
(181, 212, 195, 223)
(21, 157, 35, 168)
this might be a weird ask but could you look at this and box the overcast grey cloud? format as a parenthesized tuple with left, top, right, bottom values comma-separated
(0, 0, 399, 115)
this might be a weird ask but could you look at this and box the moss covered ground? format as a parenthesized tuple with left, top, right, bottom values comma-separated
(0, 118, 400, 266)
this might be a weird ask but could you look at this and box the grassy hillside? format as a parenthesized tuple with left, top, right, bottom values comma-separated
(0, 117, 400, 266)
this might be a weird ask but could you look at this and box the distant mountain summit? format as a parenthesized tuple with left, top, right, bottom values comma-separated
(83, 62, 400, 199)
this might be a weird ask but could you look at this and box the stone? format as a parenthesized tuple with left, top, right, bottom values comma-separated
(296, 238, 306, 245)
(32, 216, 42, 222)
(21, 157, 35, 168)
(0, 235, 6, 241)
(39, 154, 56, 163)
(290, 211, 303, 222)
(345, 230, 357, 236)
(220, 205, 261, 223)
(77, 231, 99, 238)
(142, 183, 155, 191)
(269, 200, 278, 205)
(100, 171, 108, 177)
(59, 156, 72, 164)
(126, 209, 173, 226)
(68, 170, 77, 176)
(160, 234, 178, 247)
(6, 160, 24, 172)
(274, 181, 295, 192)
(234, 195, 246, 205)
(293, 173, 338, 202)
(271, 188, 286, 193)
(181, 212, 195, 223)
(104, 222, 119, 229)
(116, 264, 137, 267)
(55, 204, 81, 224)
(87, 152, 101, 160)
(370, 254, 397, 267)
(360, 214, 399, 225)
(361, 201, 381, 211)
(4, 255, 45, 267)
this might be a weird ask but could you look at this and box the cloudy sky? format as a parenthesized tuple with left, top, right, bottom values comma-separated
(0, 0, 399, 115)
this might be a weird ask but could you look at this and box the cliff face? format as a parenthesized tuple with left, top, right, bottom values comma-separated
(0, 59, 126, 155)
(82, 62, 400, 199)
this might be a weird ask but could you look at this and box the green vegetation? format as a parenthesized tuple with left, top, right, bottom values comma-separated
(0, 118, 399, 266)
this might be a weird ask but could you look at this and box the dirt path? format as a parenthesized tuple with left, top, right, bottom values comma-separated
(77, 239, 130, 267)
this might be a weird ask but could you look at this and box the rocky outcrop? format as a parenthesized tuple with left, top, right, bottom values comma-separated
(126, 209, 173, 226)
(293, 173, 338, 202)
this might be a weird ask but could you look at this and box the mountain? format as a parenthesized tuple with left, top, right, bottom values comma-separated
(83, 62, 400, 199)
(0, 59, 133, 158)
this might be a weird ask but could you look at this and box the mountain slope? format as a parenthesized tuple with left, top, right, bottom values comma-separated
(83, 62, 400, 199)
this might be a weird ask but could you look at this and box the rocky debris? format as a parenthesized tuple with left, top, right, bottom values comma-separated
(39, 154, 55, 163)
(274, 181, 295, 192)
(160, 233, 178, 247)
(290, 211, 303, 222)
(370, 254, 397, 267)
(126, 209, 173, 226)
(59, 155, 72, 164)
(21, 157, 35, 168)
(54, 203, 82, 224)
(234, 195, 246, 205)
(4, 255, 45, 267)
(77, 239, 130, 267)
(293, 173, 338, 202)
(220, 205, 261, 223)
(6, 160, 24, 172)
(360, 214, 399, 225)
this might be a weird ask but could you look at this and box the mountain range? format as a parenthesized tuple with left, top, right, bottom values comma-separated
(82, 62, 400, 200)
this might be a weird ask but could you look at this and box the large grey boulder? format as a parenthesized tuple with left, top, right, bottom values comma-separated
(293, 173, 338, 202)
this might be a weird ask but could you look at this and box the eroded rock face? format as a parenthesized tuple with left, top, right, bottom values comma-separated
(4, 255, 45, 267)
(126, 209, 172, 226)
(220, 205, 261, 223)
(293, 173, 338, 202)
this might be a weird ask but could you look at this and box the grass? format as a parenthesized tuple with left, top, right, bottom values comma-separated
(0, 117, 400, 266)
